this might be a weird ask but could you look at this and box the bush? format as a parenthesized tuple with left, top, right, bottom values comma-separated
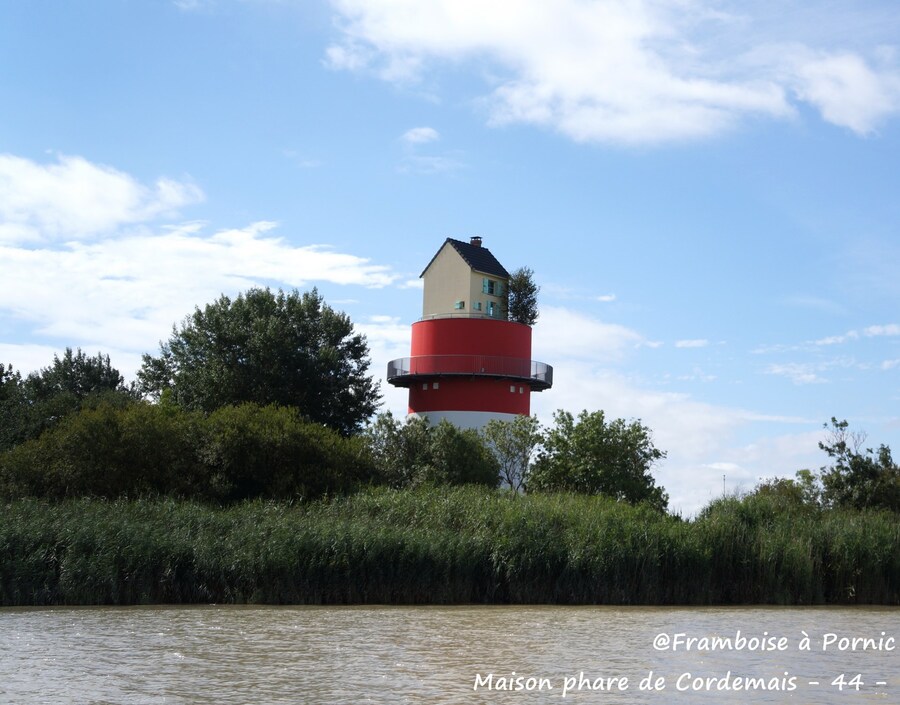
(0, 401, 374, 502)
(364, 414, 499, 489)
(202, 403, 375, 501)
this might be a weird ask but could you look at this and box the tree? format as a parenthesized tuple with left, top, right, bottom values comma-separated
(817, 418, 900, 511)
(426, 420, 499, 488)
(364, 413, 499, 488)
(482, 414, 542, 492)
(364, 412, 433, 488)
(528, 409, 668, 511)
(23, 348, 128, 402)
(0, 363, 24, 451)
(0, 349, 135, 452)
(138, 288, 381, 435)
(506, 267, 539, 326)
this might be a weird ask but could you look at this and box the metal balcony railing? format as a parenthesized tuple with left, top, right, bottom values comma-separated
(387, 355, 553, 390)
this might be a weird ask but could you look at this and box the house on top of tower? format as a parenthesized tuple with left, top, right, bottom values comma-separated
(387, 236, 552, 430)
(421, 236, 510, 320)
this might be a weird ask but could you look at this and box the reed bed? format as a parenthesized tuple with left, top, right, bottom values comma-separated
(1, 487, 897, 606)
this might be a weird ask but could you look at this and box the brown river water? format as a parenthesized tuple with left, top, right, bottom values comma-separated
(0, 605, 897, 704)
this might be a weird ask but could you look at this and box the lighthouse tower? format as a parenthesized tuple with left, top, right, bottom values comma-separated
(387, 237, 552, 429)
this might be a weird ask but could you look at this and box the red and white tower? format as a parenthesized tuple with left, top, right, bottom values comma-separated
(387, 237, 552, 429)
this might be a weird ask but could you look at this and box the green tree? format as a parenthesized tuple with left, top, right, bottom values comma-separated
(138, 288, 381, 435)
(364, 413, 499, 488)
(425, 420, 499, 487)
(202, 403, 374, 501)
(0, 349, 135, 451)
(506, 267, 539, 326)
(364, 412, 433, 488)
(528, 409, 668, 511)
(482, 414, 542, 492)
(817, 418, 900, 511)
(753, 469, 822, 508)
(0, 363, 24, 451)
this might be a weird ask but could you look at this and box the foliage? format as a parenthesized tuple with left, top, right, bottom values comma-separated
(0, 401, 374, 502)
(424, 420, 500, 487)
(753, 469, 822, 508)
(528, 409, 668, 511)
(0, 349, 136, 452)
(2, 487, 898, 606)
(752, 420, 900, 513)
(818, 418, 900, 511)
(505, 266, 539, 326)
(0, 363, 24, 451)
(138, 288, 381, 435)
(364, 412, 433, 488)
(482, 415, 542, 492)
(202, 403, 373, 501)
(364, 413, 499, 489)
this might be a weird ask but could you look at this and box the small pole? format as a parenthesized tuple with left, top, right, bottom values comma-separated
(723, 474, 726, 497)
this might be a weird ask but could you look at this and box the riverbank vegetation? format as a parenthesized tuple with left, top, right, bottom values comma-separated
(2, 287, 899, 606)
(1, 487, 897, 606)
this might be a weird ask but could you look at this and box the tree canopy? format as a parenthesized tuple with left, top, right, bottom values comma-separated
(1, 349, 135, 452)
(817, 418, 900, 511)
(506, 267, 539, 326)
(138, 288, 381, 435)
(482, 414, 542, 492)
(365, 412, 499, 488)
(528, 409, 668, 511)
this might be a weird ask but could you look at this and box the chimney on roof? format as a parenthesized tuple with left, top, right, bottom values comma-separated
(470, 236, 483, 247)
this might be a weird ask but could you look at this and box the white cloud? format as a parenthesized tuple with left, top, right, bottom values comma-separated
(326, 0, 900, 144)
(765, 362, 828, 385)
(0, 153, 203, 244)
(675, 339, 709, 349)
(882, 359, 900, 371)
(533, 305, 643, 362)
(864, 323, 900, 337)
(523, 304, 823, 514)
(0, 221, 400, 364)
(793, 52, 900, 134)
(0, 153, 410, 378)
(401, 126, 440, 144)
(815, 330, 859, 346)
(595, 294, 616, 303)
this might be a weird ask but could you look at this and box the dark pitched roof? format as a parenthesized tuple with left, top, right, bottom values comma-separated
(420, 238, 510, 279)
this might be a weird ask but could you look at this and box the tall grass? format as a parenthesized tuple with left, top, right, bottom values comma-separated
(1, 487, 898, 606)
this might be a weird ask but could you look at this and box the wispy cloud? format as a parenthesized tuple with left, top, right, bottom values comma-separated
(398, 154, 463, 174)
(533, 305, 644, 362)
(0, 153, 409, 375)
(401, 126, 440, 144)
(864, 323, 900, 337)
(326, 0, 900, 144)
(814, 330, 859, 346)
(675, 339, 709, 349)
(765, 362, 828, 385)
(0, 153, 203, 244)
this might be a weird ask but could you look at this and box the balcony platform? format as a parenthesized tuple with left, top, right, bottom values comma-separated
(387, 354, 552, 391)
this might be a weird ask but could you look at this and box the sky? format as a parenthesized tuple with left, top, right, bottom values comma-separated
(1, 0, 899, 514)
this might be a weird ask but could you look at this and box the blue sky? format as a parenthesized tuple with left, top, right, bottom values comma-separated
(1, 0, 898, 513)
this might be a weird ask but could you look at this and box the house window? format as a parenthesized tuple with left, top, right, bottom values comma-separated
(483, 278, 505, 297)
(422, 383, 428, 390)
(433, 382, 439, 390)
(487, 301, 497, 317)
(474, 302, 482, 311)
(510, 385, 516, 393)
(454, 300, 465, 310)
